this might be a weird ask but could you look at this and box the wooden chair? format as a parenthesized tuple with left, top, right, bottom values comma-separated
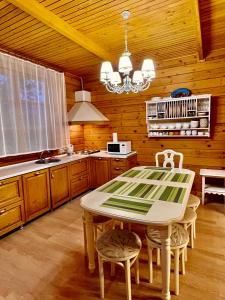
(146, 224, 189, 296)
(96, 229, 142, 300)
(82, 214, 113, 256)
(155, 149, 184, 170)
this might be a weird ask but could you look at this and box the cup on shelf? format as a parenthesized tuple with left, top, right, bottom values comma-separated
(180, 130, 186, 135)
(186, 130, 191, 136)
(182, 122, 190, 129)
(175, 123, 182, 129)
(190, 120, 199, 128)
(192, 130, 197, 136)
(198, 131, 204, 136)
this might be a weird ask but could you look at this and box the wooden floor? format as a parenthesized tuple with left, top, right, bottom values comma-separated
(0, 194, 224, 300)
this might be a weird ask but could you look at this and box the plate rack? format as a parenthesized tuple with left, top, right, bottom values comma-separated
(146, 94, 211, 138)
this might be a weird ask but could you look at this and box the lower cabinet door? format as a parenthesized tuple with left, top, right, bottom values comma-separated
(23, 169, 51, 222)
(71, 173, 89, 198)
(0, 201, 25, 236)
(50, 164, 70, 209)
(92, 158, 111, 188)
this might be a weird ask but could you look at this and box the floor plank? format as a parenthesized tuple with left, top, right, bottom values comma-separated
(0, 195, 224, 300)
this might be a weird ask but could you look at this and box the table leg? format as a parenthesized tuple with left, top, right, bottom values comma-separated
(83, 210, 95, 273)
(159, 225, 172, 300)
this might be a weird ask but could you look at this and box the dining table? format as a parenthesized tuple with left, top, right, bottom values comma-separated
(80, 166, 195, 300)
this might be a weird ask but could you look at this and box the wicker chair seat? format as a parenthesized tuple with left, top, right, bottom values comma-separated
(147, 223, 189, 249)
(96, 229, 142, 261)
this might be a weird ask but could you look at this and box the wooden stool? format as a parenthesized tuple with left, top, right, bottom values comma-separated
(82, 214, 113, 256)
(187, 194, 200, 239)
(96, 229, 142, 300)
(178, 207, 197, 249)
(146, 224, 189, 296)
(187, 194, 200, 211)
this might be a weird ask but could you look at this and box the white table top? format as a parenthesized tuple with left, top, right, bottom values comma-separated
(200, 168, 225, 178)
(81, 166, 195, 226)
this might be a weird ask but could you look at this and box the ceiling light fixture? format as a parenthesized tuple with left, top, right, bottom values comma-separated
(100, 10, 155, 94)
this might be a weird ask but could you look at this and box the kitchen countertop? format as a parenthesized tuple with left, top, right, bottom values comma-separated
(86, 151, 136, 159)
(0, 151, 137, 180)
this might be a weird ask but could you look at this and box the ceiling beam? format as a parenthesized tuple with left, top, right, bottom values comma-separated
(7, 0, 113, 61)
(193, 0, 204, 61)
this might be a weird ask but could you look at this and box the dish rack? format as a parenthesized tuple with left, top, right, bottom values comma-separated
(146, 94, 211, 138)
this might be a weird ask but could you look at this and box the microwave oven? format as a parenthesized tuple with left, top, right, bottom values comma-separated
(107, 141, 131, 155)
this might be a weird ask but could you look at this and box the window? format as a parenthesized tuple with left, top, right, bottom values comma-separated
(0, 52, 69, 157)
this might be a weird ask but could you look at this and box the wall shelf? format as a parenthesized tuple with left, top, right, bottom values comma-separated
(146, 94, 211, 138)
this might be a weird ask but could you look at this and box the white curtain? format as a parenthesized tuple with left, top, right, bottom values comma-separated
(0, 52, 69, 157)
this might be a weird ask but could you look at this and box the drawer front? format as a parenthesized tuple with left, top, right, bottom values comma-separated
(0, 176, 23, 208)
(71, 173, 89, 198)
(111, 158, 126, 167)
(0, 202, 25, 236)
(71, 159, 88, 177)
(111, 166, 127, 177)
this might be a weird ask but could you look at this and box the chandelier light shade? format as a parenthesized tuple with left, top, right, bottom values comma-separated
(100, 10, 155, 94)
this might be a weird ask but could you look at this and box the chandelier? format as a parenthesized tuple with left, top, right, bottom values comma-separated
(100, 11, 155, 94)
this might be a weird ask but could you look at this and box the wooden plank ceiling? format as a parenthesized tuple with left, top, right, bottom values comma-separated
(0, 0, 225, 80)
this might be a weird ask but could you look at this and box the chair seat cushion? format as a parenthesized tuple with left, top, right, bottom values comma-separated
(96, 229, 142, 261)
(178, 207, 197, 224)
(187, 194, 200, 209)
(146, 224, 189, 249)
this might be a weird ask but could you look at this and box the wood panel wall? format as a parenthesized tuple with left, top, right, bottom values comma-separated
(0, 73, 84, 166)
(84, 56, 225, 194)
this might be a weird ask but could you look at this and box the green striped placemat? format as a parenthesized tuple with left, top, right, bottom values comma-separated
(151, 185, 187, 203)
(99, 180, 157, 200)
(145, 167, 171, 170)
(122, 169, 169, 180)
(165, 172, 191, 183)
(101, 197, 153, 215)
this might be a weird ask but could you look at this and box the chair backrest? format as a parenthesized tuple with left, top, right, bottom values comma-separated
(155, 149, 183, 169)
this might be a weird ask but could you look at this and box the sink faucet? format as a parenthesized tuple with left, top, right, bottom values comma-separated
(39, 150, 50, 160)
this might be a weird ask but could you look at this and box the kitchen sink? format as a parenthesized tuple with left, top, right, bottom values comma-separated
(35, 158, 61, 164)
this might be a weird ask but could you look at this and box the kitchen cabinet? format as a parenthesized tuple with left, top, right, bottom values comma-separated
(50, 164, 70, 209)
(92, 157, 111, 188)
(91, 154, 137, 187)
(146, 94, 211, 138)
(70, 158, 90, 198)
(0, 176, 25, 236)
(23, 169, 51, 222)
(111, 155, 137, 178)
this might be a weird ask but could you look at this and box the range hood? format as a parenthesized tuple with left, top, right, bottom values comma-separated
(68, 90, 109, 124)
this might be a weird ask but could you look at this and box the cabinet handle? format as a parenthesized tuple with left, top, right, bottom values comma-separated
(98, 157, 102, 160)
(35, 172, 40, 176)
(115, 167, 120, 170)
(0, 209, 6, 215)
(115, 159, 121, 161)
(51, 174, 55, 179)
